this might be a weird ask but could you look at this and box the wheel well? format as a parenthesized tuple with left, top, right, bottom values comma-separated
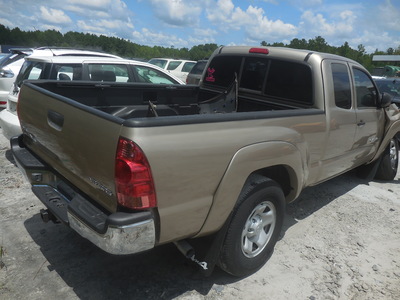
(247, 165, 295, 201)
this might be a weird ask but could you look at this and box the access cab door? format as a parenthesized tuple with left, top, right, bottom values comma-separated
(318, 60, 383, 182)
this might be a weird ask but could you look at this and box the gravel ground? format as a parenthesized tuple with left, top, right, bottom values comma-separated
(1, 127, 399, 300)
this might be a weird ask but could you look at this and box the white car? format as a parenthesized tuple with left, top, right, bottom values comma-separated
(0, 56, 184, 140)
(148, 58, 196, 82)
(0, 47, 120, 109)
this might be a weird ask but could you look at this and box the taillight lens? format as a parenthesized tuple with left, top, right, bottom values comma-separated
(115, 137, 157, 210)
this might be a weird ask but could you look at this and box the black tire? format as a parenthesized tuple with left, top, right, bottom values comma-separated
(375, 138, 399, 180)
(218, 176, 285, 277)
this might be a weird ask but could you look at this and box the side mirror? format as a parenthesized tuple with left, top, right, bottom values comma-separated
(380, 92, 393, 108)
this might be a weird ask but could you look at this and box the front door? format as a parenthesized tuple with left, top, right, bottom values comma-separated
(351, 66, 384, 161)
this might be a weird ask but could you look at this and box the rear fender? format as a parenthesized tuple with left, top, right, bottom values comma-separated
(197, 141, 304, 236)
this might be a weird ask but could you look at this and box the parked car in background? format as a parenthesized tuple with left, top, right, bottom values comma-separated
(0, 47, 120, 109)
(186, 60, 207, 84)
(0, 48, 32, 108)
(0, 55, 184, 139)
(374, 77, 400, 106)
(148, 58, 195, 82)
(372, 65, 400, 78)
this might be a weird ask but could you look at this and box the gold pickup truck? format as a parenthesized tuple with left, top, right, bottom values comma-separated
(11, 46, 400, 277)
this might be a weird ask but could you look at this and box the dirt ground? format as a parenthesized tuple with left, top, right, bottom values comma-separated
(0, 127, 399, 300)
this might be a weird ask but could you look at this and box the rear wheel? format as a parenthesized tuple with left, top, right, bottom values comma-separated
(218, 176, 285, 277)
(375, 138, 398, 180)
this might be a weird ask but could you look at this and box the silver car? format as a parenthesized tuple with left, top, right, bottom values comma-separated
(0, 48, 32, 108)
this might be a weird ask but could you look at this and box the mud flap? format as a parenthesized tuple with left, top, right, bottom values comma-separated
(183, 212, 233, 277)
(356, 156, 382, 181)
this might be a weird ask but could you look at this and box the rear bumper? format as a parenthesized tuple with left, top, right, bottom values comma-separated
(10, 135, 156, 255)
(0, 108, 21, 139)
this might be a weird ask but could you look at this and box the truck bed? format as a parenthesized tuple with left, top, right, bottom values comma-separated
(31, 80, 307, 121)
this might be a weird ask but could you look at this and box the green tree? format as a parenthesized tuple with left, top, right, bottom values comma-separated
(289, 38, 309, 50)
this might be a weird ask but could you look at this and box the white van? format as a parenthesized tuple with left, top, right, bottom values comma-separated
(148, 58, 196, 82)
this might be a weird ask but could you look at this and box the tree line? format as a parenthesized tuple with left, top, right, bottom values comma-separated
(261, 37, 400, 71)
(0, 24, 399, 70)
(0, 24, 217, 61)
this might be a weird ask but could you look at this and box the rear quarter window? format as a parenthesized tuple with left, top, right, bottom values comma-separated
(167, 61, 182, 71)
(16, 61, 45, 86)
(331, 63, 352, 109)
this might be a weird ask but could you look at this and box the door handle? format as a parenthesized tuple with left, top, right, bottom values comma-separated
(357, 120, 365, 126)
(47, 110, 64, 131)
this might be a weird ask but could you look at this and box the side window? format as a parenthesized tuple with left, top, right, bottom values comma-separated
(51, 64, 82, 80)
(167, 61, 182, 71)
(353, 68, 378, 108)
(133, 66, 177, 84)
(265, 60, 313, 105)
(203, 56, 242, 88)
(57, 66, 73, 80)
(240, 57, 268, 91)
(88, 64, 130, 82)
(332, 63, 352, 109)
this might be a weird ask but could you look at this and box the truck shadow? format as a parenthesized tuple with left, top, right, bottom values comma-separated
(23, 170, 399, 299)
(24, 214, 239, 299)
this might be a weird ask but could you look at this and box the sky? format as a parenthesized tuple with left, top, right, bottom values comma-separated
(0, 0, 399, 53)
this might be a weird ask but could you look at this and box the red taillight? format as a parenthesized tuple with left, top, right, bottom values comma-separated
(115, 137, 156, 210)
(249, 48, 269, 54)
(0, 101, 6, 105)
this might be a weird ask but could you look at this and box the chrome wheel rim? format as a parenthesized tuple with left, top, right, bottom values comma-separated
(389, 139, 398, 170)
(241, 201, 276, 258)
